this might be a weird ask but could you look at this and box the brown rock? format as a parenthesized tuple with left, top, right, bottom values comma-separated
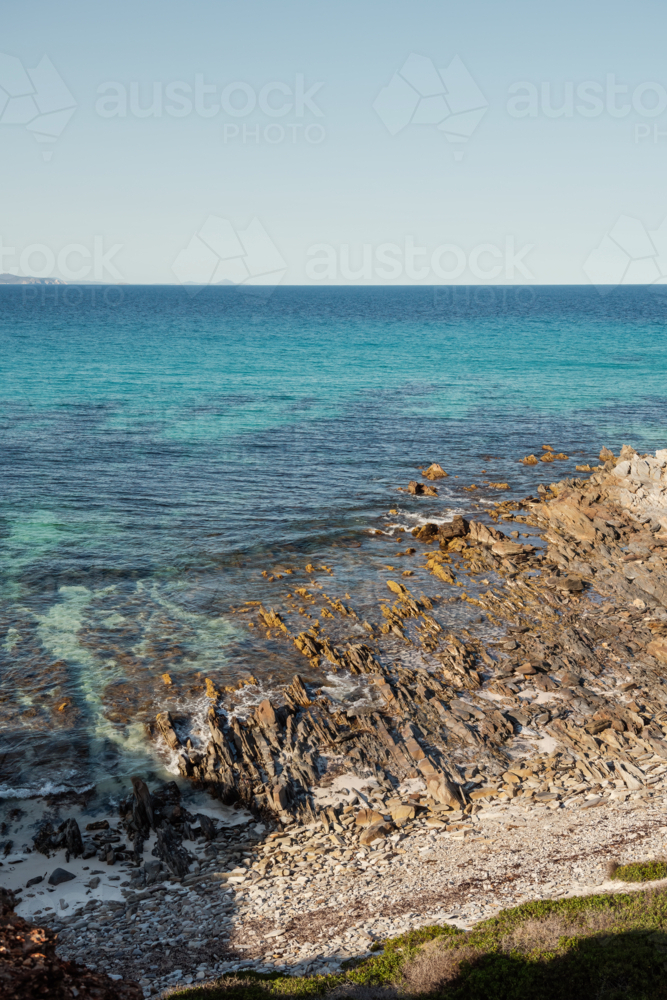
(491, 540, 526, 557)
(268, 782, 290, 812)
(407, 480, 438, 496)
(355, 808, 384, 827)
(468, 520, 503, 546)
(545, 501, 596, 542)
(374, 679, 395, 703)
(404, 737, 426, 761)
(599, 446, 615, 461)
(521, 455, 539, 465)
(413, 522, 440, 541)
(255, 698, 277, 728)
(155, 711, 180, 750)
(422, 463, 448, 480)
(425, 774, 464, 809)
(359, 822, 391, 845)
(648, 639, 667, 664)
(469, 787, 498, 800)
(439, 515, 469, 541)
(390, 804, 416, 825)
(285, 674, 311, 706)
(430, 562, 455, 583)
(598, 728, 624, 750)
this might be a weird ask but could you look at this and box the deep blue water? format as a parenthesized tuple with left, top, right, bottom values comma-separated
(1, 284, 666, 795)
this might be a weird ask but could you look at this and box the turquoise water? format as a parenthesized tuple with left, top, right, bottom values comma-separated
(1, 284, 666, 795)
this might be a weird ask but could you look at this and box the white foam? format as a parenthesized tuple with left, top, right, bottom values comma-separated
(381, 506, 469, 532)
(320, 671, 384, 715)
(220, 681, 284, 722)
(0, 778, 95, 800)
(2, 627, 20, 653)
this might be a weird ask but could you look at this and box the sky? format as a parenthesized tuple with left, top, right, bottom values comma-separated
(2, 0, 667, 286)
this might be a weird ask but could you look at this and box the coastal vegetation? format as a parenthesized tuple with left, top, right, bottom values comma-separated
(166, 888, 667, 999)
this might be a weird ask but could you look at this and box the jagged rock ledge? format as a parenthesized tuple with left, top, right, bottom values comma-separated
(149, 445, 667, 843)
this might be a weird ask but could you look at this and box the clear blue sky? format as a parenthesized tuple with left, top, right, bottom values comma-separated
(2, 0, 667, 285)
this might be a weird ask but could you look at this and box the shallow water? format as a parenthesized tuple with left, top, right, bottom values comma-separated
(1, 284, 667, 795)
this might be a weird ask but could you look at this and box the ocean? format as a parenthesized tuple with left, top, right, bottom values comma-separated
(1, 284, 667, 799)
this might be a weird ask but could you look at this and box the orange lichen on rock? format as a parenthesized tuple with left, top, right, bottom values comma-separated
(205, 677, 219, 699)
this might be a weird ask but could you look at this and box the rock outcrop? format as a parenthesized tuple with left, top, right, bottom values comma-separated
(0, 888, 142, 1000)
(145, 448, 667, 847)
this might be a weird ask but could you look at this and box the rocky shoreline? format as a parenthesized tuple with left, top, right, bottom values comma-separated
(154, 442, 667, 839)
(4, 443, 667, 997)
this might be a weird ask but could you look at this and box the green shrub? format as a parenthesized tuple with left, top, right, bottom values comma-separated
(166, 889, 667, 999)
(611, 860, 667, 883)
